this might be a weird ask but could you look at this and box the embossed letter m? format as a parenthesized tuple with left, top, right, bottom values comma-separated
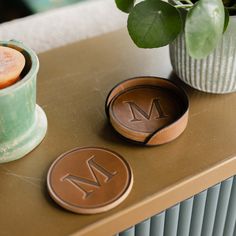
(61, 156, 117, 199)
(125, 98, 167, 122)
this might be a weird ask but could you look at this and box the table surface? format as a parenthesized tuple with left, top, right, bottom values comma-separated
(0, 29, 236, 236)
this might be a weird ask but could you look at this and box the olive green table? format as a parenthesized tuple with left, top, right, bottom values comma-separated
(0, 29, 236, 236)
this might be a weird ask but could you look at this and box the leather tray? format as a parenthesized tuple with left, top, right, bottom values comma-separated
(106, 77, 189, 145)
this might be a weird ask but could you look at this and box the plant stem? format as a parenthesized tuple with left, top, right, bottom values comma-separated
(172, 0, 193, 8)
(175, 4, 193, 8)
(175, 0, 193, 5)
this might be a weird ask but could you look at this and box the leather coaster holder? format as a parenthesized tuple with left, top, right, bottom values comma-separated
(47, 147, 133, 214)
(106, 76, 189, 145)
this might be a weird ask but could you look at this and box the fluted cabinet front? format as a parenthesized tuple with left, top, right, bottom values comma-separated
(117, 176, 236, 236)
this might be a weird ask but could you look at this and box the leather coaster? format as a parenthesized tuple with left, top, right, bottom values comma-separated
(106, 77, 189, 145)
(47, 147, 133, 214)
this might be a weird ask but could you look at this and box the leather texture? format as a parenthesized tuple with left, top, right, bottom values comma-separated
(47, 147, 133, 214)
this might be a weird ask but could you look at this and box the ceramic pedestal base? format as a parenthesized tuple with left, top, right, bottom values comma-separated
(0, 105, 47, 163)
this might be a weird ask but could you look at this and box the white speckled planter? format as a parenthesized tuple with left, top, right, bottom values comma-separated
(169, 16, 236, 94)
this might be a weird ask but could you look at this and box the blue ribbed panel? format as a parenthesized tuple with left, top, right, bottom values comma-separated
(150, 211, 165, 236)
(135, 219, 150, 236)
(119, 226, 135, 236)
(201, 183, 220, 236)
(223, 177, 236, 236)
(177, 197, 193, 236)
(189, 189, 207, 236)
(164, 204, 179, 236)
(118, 176, 236, 236)
(213, 177, 233, 236)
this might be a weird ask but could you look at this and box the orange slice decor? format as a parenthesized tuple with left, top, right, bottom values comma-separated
(0, 46, 25, 89)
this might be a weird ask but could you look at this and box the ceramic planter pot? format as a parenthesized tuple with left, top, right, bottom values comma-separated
(170, 16, 236, 94)
(0, 40, 47, 163)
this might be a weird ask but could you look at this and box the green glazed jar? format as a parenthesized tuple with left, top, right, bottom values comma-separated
(0, 40, 47, 163)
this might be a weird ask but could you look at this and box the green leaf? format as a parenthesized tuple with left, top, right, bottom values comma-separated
(224, 7, 230, 32)
(185, 0, 225, 59)
(127, 0, 182, 48)
(115, 0, 136, 13)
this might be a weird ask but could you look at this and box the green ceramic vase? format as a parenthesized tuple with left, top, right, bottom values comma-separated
(0, 40, 47, 163)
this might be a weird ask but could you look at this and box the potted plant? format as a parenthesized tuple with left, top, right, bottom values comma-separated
(115, 0, 236, 94)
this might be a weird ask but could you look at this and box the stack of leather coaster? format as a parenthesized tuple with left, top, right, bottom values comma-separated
(106, 76, 189, 145)
(47, 76, 189, 214)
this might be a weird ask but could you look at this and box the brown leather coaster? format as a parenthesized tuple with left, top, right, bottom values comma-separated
(106, 77, 189, 145)
(47, 147, 133, 214)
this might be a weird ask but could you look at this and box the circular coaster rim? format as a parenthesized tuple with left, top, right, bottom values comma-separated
(47, 146, 133, 214)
